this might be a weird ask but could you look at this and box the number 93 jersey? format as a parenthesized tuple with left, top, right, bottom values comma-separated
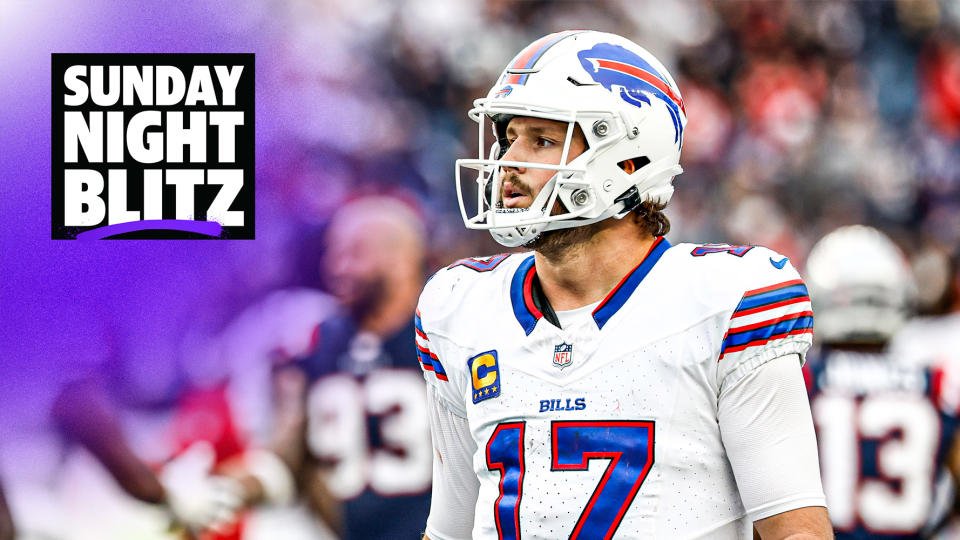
(416, 238, 823, 539)
(296, 313, 432, 540)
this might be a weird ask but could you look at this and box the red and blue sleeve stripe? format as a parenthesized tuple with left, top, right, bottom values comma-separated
(720, 279, 813, 359)
(720, 312, 814, 358)
(731, 279, 809, 315)
(415, 309, 447, 381)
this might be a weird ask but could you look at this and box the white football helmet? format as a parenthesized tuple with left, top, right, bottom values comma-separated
(456, 30, 686, 247)
(805, 225, 917, 345)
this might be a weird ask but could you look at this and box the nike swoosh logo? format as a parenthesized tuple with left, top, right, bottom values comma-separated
(770, 257, 788, 269)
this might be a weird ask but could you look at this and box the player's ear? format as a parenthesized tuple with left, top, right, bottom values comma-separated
(618, 159, 636, 174)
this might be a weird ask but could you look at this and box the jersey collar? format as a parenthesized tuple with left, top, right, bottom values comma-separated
(510, 236, 672, 335)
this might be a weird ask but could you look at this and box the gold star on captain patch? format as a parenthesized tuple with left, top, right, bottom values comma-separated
(491, 386, 498, 393)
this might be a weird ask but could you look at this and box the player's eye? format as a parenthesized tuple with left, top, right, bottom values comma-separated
(536, 137, 557, 148)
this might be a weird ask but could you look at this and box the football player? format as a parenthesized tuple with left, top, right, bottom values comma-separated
(804, 225, 960, 538)
(219, 196, 433, 539)
(418, 31, 831, 539)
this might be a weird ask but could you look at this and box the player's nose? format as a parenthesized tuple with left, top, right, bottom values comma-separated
(500, 141, 527, 173)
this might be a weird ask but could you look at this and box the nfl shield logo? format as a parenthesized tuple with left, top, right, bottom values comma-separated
(553, 343, 573, 370)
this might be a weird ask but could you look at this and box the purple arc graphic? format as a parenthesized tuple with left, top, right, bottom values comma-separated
(75, 219, 223, 240)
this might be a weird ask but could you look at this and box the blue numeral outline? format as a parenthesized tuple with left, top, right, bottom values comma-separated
(485, 420, 655, 539)
(551, 420, 655, 540)
(486, 422, 526, 540)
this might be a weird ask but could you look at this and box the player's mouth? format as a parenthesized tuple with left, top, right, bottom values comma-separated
(501, 181, 530, 208)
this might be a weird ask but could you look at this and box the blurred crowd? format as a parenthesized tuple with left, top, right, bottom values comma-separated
(256, 0, 960, 314)
(2, 0, 960, 539)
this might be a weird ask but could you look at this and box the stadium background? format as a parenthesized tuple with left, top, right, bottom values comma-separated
(0, 0, 958, 537)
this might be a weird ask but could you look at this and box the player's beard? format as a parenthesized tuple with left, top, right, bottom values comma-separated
(339, 274, 388, 324)
(503, 172, 607, 261)
(523, 220, 607, 262)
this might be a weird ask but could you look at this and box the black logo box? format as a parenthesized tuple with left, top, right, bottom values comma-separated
(51, 53, 254, 239)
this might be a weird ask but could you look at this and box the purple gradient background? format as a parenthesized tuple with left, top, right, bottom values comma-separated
(0, 1, 286, 429)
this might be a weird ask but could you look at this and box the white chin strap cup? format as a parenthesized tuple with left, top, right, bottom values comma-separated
(488, 176, 560, 247)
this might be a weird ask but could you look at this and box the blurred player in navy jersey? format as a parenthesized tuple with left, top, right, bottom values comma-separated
(221, 196, 432, 539)
(803, 225, 960, 538)
(419, 30, 830, 539)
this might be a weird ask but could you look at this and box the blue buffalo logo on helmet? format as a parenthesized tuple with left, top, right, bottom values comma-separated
(577, 43, 685, 144)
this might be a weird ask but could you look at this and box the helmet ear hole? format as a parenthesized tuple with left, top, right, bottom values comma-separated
(618, 156, 650, 174)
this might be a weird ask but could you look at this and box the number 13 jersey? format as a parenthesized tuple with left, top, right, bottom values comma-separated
(805, 347, 960, 539)
(417, 238, 827, 539)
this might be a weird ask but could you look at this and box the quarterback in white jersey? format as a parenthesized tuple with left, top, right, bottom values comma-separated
(420, 30, 830, 540)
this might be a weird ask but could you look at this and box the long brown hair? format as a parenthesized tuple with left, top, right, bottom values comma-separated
(633, 200, 670, 237)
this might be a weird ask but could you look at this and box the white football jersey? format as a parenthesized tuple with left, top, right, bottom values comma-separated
(417, 238, 823, 539)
